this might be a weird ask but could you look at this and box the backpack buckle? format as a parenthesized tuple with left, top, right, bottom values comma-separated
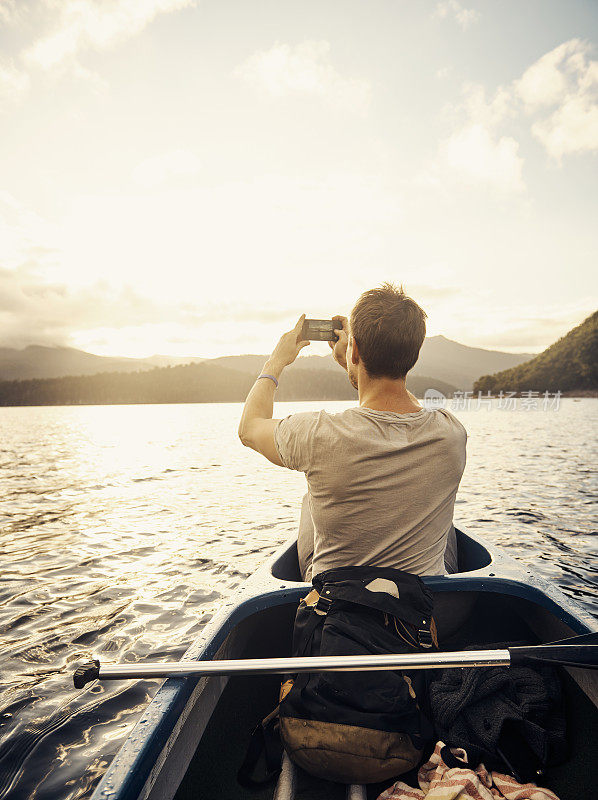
(314, 595, 332, 615)
(417, 627, 434, 649)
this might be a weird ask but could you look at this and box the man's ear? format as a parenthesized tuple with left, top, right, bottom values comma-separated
(350, 335, 360, 366)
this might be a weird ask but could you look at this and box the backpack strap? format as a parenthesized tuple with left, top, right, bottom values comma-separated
(293, 590, 330, 657)
(416, 625, 435, 649)
(301, 588, 332, 616)
(238, 591, 330, 788)
(316, 575, 437, 652)
(237, 705, 283, 788)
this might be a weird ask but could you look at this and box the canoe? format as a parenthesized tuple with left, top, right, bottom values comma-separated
(89, 527, 597, 800)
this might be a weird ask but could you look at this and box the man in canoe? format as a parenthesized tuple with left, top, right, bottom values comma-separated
(238, 282, 467, 581)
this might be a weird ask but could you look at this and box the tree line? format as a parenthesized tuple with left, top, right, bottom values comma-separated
(0, 360, 458, 406)
(474, 310, 597, 394)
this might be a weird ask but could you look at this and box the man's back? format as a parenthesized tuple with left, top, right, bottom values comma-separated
(275, 405, 467, 579)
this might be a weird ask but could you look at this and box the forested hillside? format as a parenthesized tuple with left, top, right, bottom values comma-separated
(473, 311, 597, 394)
(0, 361, 455, 406)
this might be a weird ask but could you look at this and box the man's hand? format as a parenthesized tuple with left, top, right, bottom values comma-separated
(267, 314, 311, 374)
(328, 315, 349, 371)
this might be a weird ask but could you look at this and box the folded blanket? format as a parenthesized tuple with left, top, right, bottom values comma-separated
(377, 741, 560, 800)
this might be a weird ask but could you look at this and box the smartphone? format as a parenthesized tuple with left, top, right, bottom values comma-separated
(301, 319, 340, 341)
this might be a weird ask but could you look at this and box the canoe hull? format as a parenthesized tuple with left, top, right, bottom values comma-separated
(90, 528, 597, 800)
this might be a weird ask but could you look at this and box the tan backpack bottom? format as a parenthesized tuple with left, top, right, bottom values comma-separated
(280, 716, 422, 784)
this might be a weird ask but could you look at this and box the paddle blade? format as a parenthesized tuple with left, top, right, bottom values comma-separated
(535, 631, 598, 647)
(510, 632, 598, 670)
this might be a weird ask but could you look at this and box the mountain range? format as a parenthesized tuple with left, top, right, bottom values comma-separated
(0, 346, 175, 382)
(0, 336, 535, 391)
(1, 317, 594, 404)
(0, 335, 539, 406)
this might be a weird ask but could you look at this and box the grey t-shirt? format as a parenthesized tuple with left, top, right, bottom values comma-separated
(275, 406, 467, 579)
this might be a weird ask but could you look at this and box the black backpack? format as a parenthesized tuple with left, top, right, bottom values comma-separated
(239, 565, 437, 786)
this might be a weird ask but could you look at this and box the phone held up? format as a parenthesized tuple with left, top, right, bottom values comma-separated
(301, 319, 342, 342)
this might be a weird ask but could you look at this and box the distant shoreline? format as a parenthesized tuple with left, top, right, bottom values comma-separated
(0, 392, 595, 408)
(560, 390, 598, 398)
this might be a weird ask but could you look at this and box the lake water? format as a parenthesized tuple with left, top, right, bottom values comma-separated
(0, 400, 596, 799)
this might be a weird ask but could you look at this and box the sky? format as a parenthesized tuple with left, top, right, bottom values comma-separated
(0, 0, 597, 359)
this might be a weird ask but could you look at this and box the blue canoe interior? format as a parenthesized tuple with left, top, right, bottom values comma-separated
(91, 528, 597, 800)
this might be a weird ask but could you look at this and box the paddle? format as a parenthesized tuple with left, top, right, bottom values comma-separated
(73, 632, 598, 688)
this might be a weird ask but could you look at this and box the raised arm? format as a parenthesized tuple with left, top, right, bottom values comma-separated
(238, 315, 310, 466)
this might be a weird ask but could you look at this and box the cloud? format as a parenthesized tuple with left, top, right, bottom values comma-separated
(423, 81, 524, 193)
(0, 0, 199, 109)
(0, 259, 322, 356)
(0, 264, 168, 347)
(443, 123, 524, 192)
(235, 40, 370, 113)
(0, 175, 405, 353)
(433, 1, 480, 31)
(427, 38, 598, 188)
(458, 82, 513, 129)
(515, 40, 578, 109)
(532, 93, 598, 161)
(515, 39, 598, 160)
(24, 0, 198, 71)
(132, 149, 202, 189)
(0, 258, 307, 354)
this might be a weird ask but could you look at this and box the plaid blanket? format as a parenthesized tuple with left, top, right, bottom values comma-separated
(377, 741, 560, 800)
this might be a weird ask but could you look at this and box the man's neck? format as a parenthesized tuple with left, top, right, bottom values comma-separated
(357, 374, 422, 414)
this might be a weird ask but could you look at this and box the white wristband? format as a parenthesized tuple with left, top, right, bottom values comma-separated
(257, 373, 279, 388)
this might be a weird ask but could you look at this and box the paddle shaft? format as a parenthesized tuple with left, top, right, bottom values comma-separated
(75, 650, 510, 687)
(74, 634, 598, 687)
